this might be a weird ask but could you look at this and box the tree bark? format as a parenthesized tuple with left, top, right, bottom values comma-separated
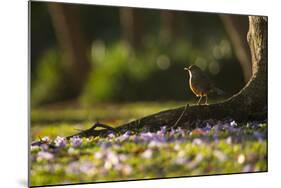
(220, 15, 252, 82)
(67, 16, 267, 138)
(119, 7, 144, 49)
(48, 3, 90, 96)
(160, 10, 179, 43)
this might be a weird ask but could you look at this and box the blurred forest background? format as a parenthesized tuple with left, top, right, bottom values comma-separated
(31, 2, 251, 108)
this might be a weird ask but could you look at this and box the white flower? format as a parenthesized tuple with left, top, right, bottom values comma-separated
(192, 138, 203, 145)
(213, 150, 227, 162)
(41, 136, 51, 143)
(237, 154, 245, 164)
(141, 149, 153, 159)
(230, 120, 237, 127)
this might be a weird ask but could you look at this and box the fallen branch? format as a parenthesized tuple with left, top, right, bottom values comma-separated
(66, 122, 116, 139)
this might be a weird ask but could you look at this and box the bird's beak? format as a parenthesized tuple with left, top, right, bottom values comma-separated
(184, 67, 189, 71)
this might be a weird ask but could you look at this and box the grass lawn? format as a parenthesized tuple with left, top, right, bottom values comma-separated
(30, 102, 267, 187)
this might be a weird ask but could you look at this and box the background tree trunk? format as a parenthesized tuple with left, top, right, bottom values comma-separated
(119, 7, 144, 49)
(48, 3, 90, 96)
(160, 11, 183, 43)
(220, 15, 252, 83)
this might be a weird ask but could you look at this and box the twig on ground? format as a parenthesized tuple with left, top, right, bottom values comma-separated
(66, 122, 117, 139)
(88, 122, 116, 132)
(171, 104, 189, 128)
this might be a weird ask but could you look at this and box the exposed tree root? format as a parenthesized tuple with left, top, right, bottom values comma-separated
(63, 95, 267, 139)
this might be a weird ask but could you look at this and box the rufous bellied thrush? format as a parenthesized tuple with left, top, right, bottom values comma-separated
(184, 65, 224, 105)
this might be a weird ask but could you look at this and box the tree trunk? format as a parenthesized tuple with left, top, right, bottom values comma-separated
(220, 15, 252, 83)
(48, 3, 90, 96)
(160, 10, 178, 43)
(119, 7, 144, 49)
(67, 16, 267, 138)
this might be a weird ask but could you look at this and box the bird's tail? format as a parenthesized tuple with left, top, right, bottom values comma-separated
(211, 87, 225, 96)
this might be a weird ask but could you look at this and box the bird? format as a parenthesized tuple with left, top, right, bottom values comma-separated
(184, 65, 224, 105)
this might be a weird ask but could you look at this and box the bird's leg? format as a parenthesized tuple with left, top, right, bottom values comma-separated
(204, 95, 208, 105)
(197, 96, 202, 105)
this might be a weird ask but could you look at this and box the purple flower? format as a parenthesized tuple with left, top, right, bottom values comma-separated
(222, 123, 241, 133)
(175, 127, 185, 136)
(94, 151, 105, 159)
(94, 149, 128, 171)
(54, 136, 67, 148)
(37, 151, 54, 161)
(254, 131, 265, 141)
(80, 162, 96, 175)
(144, 132, 166, 142)
(249, 122, 260, 129)
(170, 128, 176, 135)
(158, 126, 167, 134)
(118, 154, 128, 161)
(202, 122, 212, 132)
(70, 136, 82, 148)
(40, 144, 49, 151)
(66, 162, 80, 174)
(107, 152, 119, 163)
(66, 161, 96, 175)
(108, 133, 115, 138)
(242, 164, 253, 172)
(174, 156, 188, 165)
(104, 151, 121, 170)
(124, 130, 132, 135)
(97, 141, 112, 148)
(117, 131, 131, 142)
(212, 125, 219, 141)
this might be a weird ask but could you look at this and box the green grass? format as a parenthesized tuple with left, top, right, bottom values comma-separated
(31, 102, 186, 124)
(30, 102, 267, 187)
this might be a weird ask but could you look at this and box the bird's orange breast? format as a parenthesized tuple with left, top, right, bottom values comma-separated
(189, 79, 207, 97)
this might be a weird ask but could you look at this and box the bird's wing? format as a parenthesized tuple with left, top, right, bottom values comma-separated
(197, 70, 214, 91)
